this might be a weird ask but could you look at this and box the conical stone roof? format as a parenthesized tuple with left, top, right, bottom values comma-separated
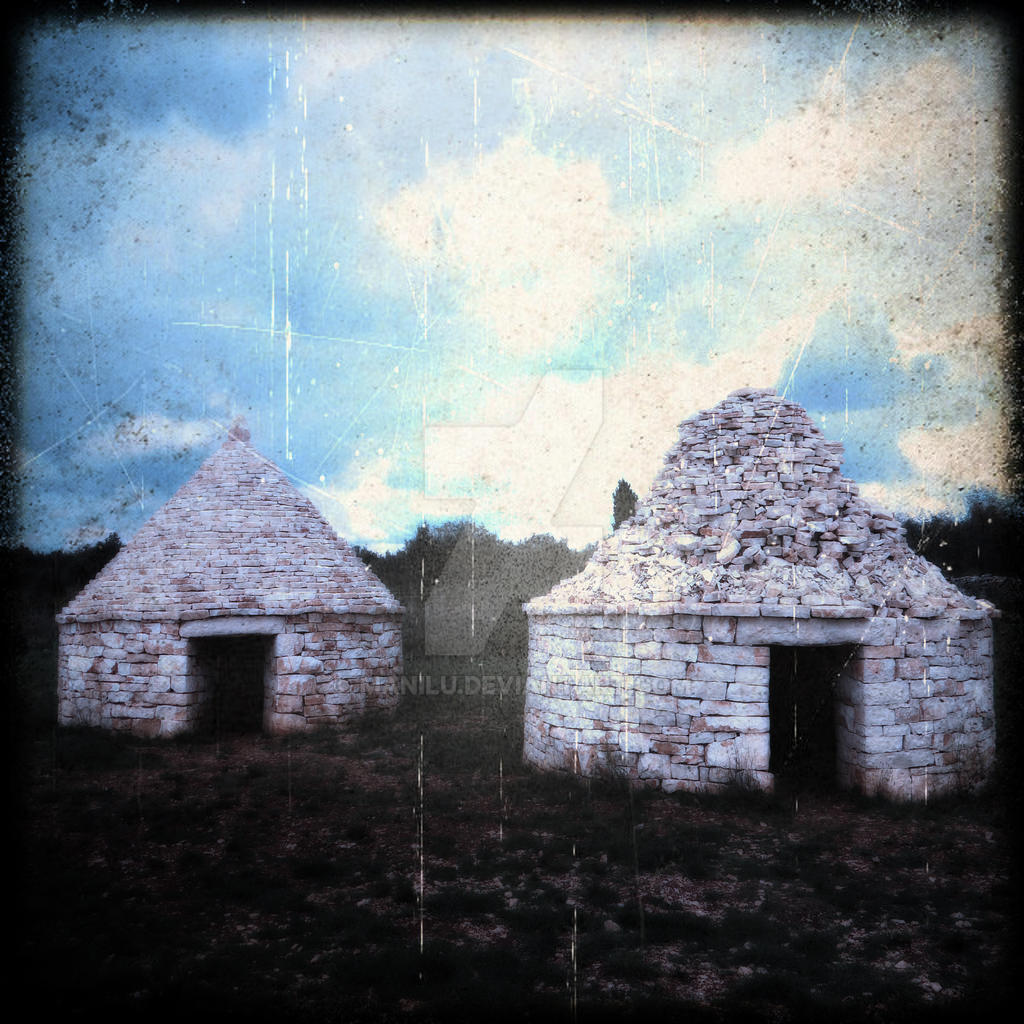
(529, 388, 988, 618)
(59, 421, 401, 622)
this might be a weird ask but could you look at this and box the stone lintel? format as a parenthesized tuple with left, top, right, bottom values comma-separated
(180, 615, 288, 638)
(735, 616, 894, 646)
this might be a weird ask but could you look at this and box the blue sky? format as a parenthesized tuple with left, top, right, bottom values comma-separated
(13, 10, 1015, 552)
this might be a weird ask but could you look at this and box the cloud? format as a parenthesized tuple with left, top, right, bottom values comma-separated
(711, 56, 993, 209)
(310, 456, 469, 552)
(83, 414, 223, 460)
(896, 315, 1008, 393)
(810, 406, 1012, 523)
(419, 336, 789, 549)
(68, 301, 999, 558)
(102, 119, 269, 270)
(289, 19, 411, 92)
(376, 134, 629, 353)
(772, 296, 1013, 489)
(702, 49, 1008, 343)
(311, 336, 791, 553)
(897, 410, 1012, 501)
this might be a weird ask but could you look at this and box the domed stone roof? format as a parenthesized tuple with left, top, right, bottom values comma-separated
(59, 423, 401, 623)
(528, 388, 988, 618)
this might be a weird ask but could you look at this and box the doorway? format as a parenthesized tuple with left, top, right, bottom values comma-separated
(192, 634, 273, 735)
(769, 644, 855, 791)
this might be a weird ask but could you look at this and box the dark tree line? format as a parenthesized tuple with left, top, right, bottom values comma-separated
(4, 533, 123, 731)
(902, 493, 1023, 585)
(355, 520, 593, 666)
(5, 532, 123, 623)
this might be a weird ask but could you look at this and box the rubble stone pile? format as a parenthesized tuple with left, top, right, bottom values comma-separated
(532, 387, 981, 618)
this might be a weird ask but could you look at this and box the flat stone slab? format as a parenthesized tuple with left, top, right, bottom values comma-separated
(180, 615, 288, 637)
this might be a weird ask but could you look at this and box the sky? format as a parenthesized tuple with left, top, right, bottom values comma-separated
(10, 6, 1017, 553)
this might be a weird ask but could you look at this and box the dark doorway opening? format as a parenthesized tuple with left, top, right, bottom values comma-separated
(193, 635, 272, 735)
(769, 644, 855, 792)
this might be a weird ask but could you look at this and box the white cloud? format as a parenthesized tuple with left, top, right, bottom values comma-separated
(289, 18, 411, 94)
(377, 134, 630, 353)
(890, 314, 1011, 436)
(860, 407, 1013, 521)
(417, 336, 790, 549)
(312, 346, 795, 553)
(310, 456, 470, 552)
(696, 51, 1008, 356)
(711, 56, 995, 210)
(898, 410, 1012, 497)
(857, 480, 952, 521)
(896, 314, 1007, 377)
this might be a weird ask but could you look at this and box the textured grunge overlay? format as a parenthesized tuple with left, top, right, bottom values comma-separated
(9, 7, 1021, 1021)
(13, 11, 1014, 562)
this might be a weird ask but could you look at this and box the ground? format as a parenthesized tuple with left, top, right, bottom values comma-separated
(14, 692, 1019, 1023)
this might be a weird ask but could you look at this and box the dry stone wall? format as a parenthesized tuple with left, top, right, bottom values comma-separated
(268, 612, 403, 732)
(58, 619, 192, 737)
(523, 606, 995, 800)
(58, 611, 403, 737)
(834, 614, 995, 799)
(524, 610, 773, 793)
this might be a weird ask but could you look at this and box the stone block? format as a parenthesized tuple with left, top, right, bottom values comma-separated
(633, 640, 662, 660)
(686, 661, 736, 683)
(699, 699, 768, 718)
(277, 656, 324, 675)
(698, 644, 767, 666)
(609, 657, 642, 674)
(637, 752, 671, 778)
(734, 665, 770, 684)
(895, 618, 960, 644)
(852, 658, 896, 683)
(591, 641, 633, 658)
(157, 654, 190, 676)
(854, 704, 896, 727)
(169, 675, 200, 694)
(705, 732, 770, 770)
(903, 731, 936, 750)
(701, 715, 769, 733)
(672, 679, 726, 701)
(725, 682, 769, 703)
(638, 660, 685, 682)
(661, 643, 700, 662)
(275, 632, 305, 657)
(860, 680, 910, 705)
(857, 733, 905, 754)
(896, 657, 928, 679)
(635, 693, 680, 713)
(273, 694, 305, 715)
(702, 618, 737, 643)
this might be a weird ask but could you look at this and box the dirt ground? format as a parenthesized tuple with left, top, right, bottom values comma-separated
(13, 701, 1020, 1023)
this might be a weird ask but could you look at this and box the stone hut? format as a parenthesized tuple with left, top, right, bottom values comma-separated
(523, 388, 997, 800)
(57, 419, 403, 737)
